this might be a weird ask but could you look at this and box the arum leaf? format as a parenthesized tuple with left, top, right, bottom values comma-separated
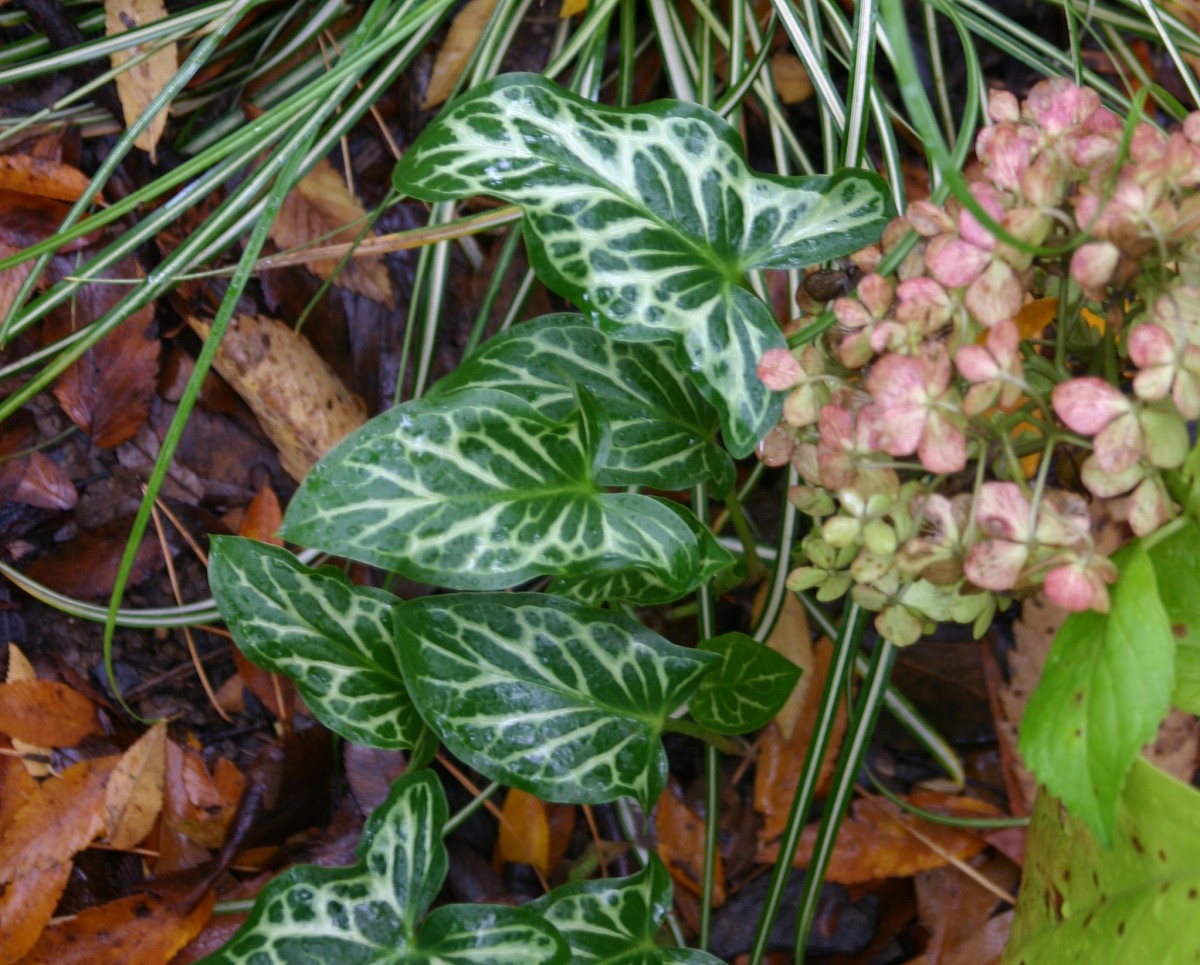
(199, 771, 567, 965)
(282, 389, 705, 601)
(527, 855, 722, 964)
(690, 632, 802, 736)
(394, 593, 717, 809)
(209, 537, 426, 750)
(1146, 520, 1200, 716)
(1003, 758, 1200, 964)
(431, 314, 733, 492)
(393, 73, 892, 456)
(1020, 543, 1174, 844)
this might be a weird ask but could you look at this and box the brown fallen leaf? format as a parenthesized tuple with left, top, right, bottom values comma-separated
(0, 862, 73, 965)
(4, 645, 51, 778)
(269, 157, 394, 306)
(0, 679, 100, 747)
(22, 514, 168, 600)
(156, 740, 245, 872)
(758, 791, 996, 884)
(105, 721, 167, 849)
(344, 744, 409, 814)
(655, 779, 726, 905)
(0, 189, 95, 253)
(0, 153, 93, 203)
(19, 889, 215, 965)
(422, 0, 500, 108)
(237, 482, 284, 545)
(47, 257, 160, 448)
(186, 313, 366, 481)
(0, 746, 38, 832)
(496, 787, 551, 876)
(771, 52, 815, 104)
(912, 853, 1019, 965)
(105, 0, 178, 161)
(0, 451, 77, 510)
(0, 755, 117, 883)
(754, 636, 846, 843)
(0, 241, 35, 321)
(761, 589, 814, 740)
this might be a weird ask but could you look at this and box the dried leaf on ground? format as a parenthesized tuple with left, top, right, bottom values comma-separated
(0, 241, 34, 321)
(0, 153, 92, 203)
(760, 589, 814, 740)
(105, 0, 177, 161)
(0, 756, 117, 882)
(343, 744, 408, 814)
(496, 786, 550, 875)
(911, 853, 1019, 965)
(4, 645, 51, 778)
(0, 750, 37, 832)
(48, 258, 160, 448)
(186, 313, 366, 481)
(22, 514, 168, 600)
(759, 791, 997, 884)
(755, 636, 846, 843)
(422, 0, 500, 108)
(104, 721, 167, 849)
(771, 52, 814, 104)
(655, 779, 727, 904)
(0, 679, 100, 747)
(0, 411, 75, 511)
(156, 740, 244, 872)
(18, 889, 215, 965)
(0, 862, 73, 965)
(237, 482, 284, 545)
(269, 157, 393, 305)
(559, 0, 587, 16)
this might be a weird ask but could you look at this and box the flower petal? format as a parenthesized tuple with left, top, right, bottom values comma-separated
(1052, 377, 1130, 435)
(964, 539, 1029, 591)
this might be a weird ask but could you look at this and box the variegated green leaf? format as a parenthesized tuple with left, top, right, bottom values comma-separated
(527, 855, 722, 964)
(199, 771, 568, 965)
(430, 315, 733, 492)
(282, 389, 702, 600)
(393, 593, 717, 809)
(689, 632, 802, 736)
(393, 74, 893, 456)
(208, 536, 426, 750)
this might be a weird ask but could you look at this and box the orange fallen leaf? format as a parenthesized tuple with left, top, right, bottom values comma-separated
(761, 589, 814, 740)
(157, 741, 244, 871)
(0, 679, 99, 747)
(0, 153, 93, 204)
(4, 645, 51, 778)
(759, 791, 996, 884)
(105, 0, 178, 161)
(105, 721, 167, 849)
(423, 0, 500, 108)
(0, 755, 116, 882)
(186, 313, 366, 481)
(1012, 297, 1057, 341)
(755, 637, 846, 843)
(238, 482, 284, 545)
(496, 787, 550, 875)
(655, 780, 726, 904)
(771, 52, 815, 104)
(19, 889, 216, 965)
(0, 749, 38, 832)
(0, 861, 73, 965)
(559, 0, 587, 16)
(269, 157, 394, 306)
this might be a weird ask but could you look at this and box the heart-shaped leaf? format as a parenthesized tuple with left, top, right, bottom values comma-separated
(198, 771, 567, 964)
(1020, 542, 1174, 844)
(393, 73, 893, 456)
(689, 632, 802, 735)
(281, 388, 707, 603)
(208, 536, 426, 750)
(527, 855, 722, 964)
(1004, 757, 1200, 965)
(431, 314, 733, 492)
(393, 593, 717, 809)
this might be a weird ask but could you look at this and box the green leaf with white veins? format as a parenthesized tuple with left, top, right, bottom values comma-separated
(430, 314, 733, 493)
(208, 536, 426, 750)
(394, 593, 718, 809)
(690, 632, 802, 736)
(198, 771, 569, 965)
(527, 855, 722, 964)
(282, 388, 703, 600)
(393, 74, 893, 457)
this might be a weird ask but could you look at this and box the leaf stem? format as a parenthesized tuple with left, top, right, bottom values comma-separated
(661, 717, 743, 755)
(724, 490, 764, 581)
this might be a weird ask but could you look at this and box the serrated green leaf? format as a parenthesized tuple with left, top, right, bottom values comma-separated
(1003, 757, 1200, 965)
(208, 536, 426, 750)
(689, 632, 802, 735)
(393, 593, 717, 809)
(430, 315, 734, 493)
(393, 74, 892, 456)
(527, 855, 722, 964)
(1147, 520, 1200, 716)
(281, 389, 703, 599)
(1019, 543, 1175, 844)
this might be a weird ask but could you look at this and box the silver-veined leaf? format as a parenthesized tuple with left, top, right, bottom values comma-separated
(208, 536, 426, 750)
(199, 771, 567, 965)
(430, 314, 733, 492)
(393, 74, 893, 456)
(689, 632, 802, 736)
(526, 855, 722, 964)
(393, 593, 717, 809)
(281, 389, 702, 599)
